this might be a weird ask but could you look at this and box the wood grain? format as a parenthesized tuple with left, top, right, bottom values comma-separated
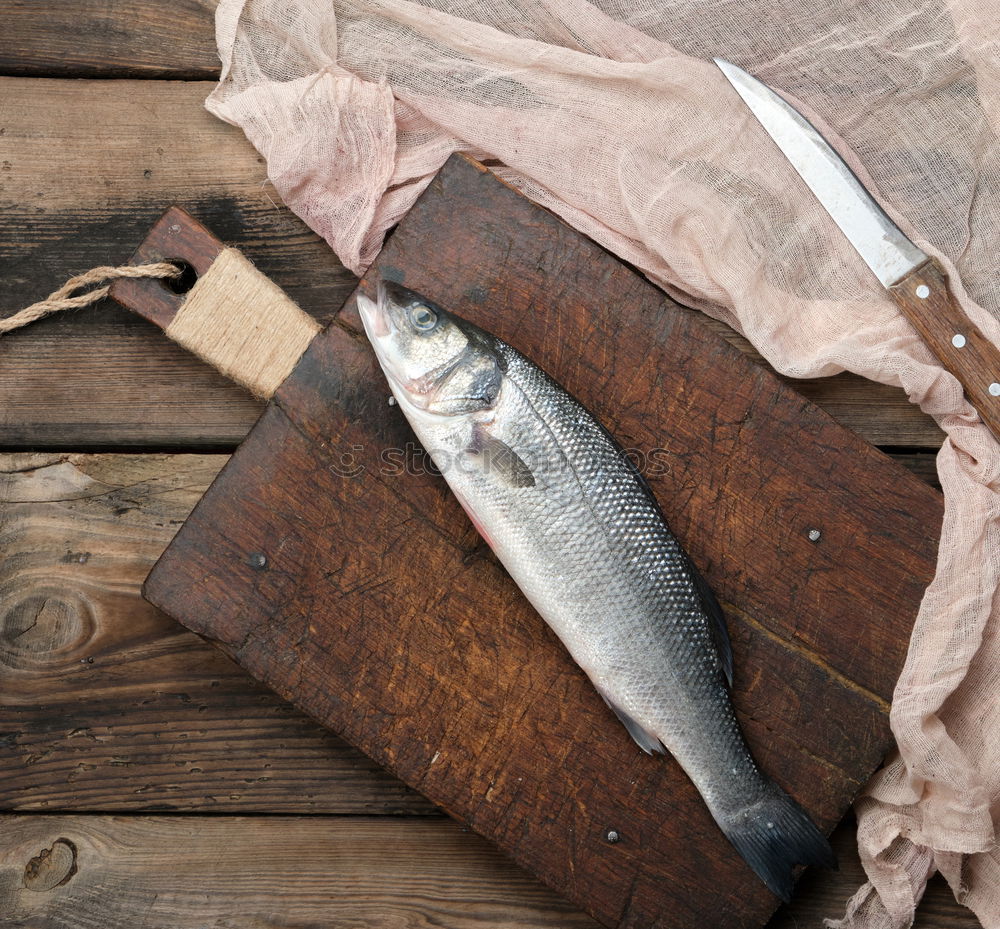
(0, 77, 944, 449)
(145, 155, 943, 929)
(110, 206, 225, 330)
(0, 9, 973, 926)
(0, 448, 935, 813)
(0, 815, 979, 929)
(0, 452, 429, 815)
(0, 0, 219, 79)
(0, 815, 599, 929)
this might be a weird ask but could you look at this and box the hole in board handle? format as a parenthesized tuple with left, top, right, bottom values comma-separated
(163, 260, 198, 295)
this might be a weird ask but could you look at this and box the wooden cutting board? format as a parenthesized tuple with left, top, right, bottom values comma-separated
(142, 154, 942, 928)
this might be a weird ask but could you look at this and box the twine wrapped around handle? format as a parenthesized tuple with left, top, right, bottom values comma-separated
(107, 207, 323, 401)
(161, 247, 322, 400)
(1, 263, 182, 334)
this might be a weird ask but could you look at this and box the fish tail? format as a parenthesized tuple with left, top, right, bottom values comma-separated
(718, 779, 836, 902)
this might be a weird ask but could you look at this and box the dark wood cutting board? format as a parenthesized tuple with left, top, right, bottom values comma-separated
(143, 155, 942, 928)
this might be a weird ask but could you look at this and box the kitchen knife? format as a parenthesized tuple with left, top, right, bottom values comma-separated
(715, 57, 1000, 439)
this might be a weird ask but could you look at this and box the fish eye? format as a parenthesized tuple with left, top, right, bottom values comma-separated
(410, 304, 438, 331)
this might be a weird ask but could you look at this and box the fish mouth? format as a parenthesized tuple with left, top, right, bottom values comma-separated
(357, 277, 450, 408)
(357, 281, 413, 399)
(357, 278, 423, 340)
(357, 281, 393, 340)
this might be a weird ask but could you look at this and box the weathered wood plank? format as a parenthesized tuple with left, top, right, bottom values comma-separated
(0, 0, 220, 79)
(888, 450, 940, 487)
(699, 317, 944, 448)
(0, 78, 944, 448)
(0, 814, 600, 929)
(145, 155, 943, 929)
(0, 815, 979, 929)
(0, 452, 430, 814)
(0, 16, 970, 928)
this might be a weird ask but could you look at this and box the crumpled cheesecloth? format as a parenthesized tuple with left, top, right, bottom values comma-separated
(204, 1, 1000, 925)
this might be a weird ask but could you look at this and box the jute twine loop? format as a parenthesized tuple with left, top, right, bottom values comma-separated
(0, 263, 181, 335)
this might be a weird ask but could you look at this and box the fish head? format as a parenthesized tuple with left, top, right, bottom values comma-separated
(357, 280, 503, 417)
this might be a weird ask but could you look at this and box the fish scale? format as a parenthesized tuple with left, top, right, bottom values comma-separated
(358, 279, 834, 900)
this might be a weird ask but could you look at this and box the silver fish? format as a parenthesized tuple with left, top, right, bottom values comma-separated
(357, 280, 835, 900)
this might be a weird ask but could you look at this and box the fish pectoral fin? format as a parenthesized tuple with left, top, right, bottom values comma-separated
(467, 427, 535, 488)
(597, 689, 666, 756)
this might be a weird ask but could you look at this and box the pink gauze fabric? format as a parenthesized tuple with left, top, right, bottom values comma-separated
(205, 1, 1000, 925)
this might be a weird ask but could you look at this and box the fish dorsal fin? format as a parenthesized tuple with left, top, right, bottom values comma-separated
(467, 425, 535, 488)
(687, 556, 734, 686)
(597, 688, 666, 756)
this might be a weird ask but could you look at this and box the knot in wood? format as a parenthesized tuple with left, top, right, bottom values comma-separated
(0, 590, 95, 670)
(23, 838, 77, 892)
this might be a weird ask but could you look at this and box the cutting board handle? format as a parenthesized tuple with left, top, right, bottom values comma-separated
(109, 207, 321, 400)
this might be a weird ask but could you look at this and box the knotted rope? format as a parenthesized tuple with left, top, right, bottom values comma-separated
(1, 263, 181, 335)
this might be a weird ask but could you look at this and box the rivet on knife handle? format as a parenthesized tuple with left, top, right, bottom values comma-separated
(890, 259, 1000, 433)
(715, 58, 1000, 439)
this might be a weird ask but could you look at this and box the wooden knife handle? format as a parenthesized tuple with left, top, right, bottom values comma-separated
(889, 259, 1000, 439)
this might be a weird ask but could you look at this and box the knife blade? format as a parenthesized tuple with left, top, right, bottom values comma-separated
(715, 57, 1000, 438)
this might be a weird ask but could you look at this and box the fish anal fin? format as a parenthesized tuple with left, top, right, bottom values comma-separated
(467, 425, 535, 488)
(597, 689, 666, 756)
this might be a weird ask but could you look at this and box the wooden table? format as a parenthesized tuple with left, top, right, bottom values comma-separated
(0, 5, 981, 927)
